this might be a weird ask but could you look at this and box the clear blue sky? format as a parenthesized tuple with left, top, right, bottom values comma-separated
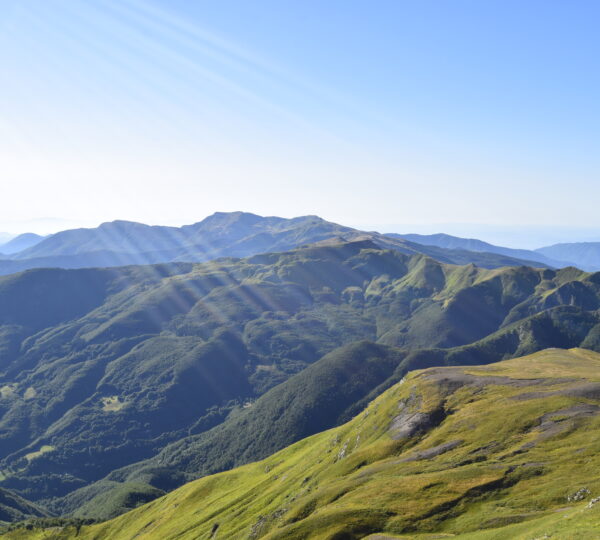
(1, 0, 599, 242)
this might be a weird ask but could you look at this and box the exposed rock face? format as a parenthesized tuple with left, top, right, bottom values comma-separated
(389, 389, 447, 440)
(422, 370, 562, 393)
(568, 487, 590, 502)
(512, 382, 600, 401)
(398, 440, 463, 462)
(518, 404, 600, 452)
(389, 408, 447, 440)
(336, 442, 349, 460)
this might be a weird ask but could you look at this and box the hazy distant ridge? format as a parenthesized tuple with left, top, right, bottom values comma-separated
(0, 233, 44, 256)
(0, 212, 557, 275)
(536, 242, 600, 271)
(391, 232, 575, 268)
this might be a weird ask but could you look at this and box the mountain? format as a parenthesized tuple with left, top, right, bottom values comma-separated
(0, 241, 599, 518)
(0, 487, 47, 524)
(366, 234, 550, 269)
(0, 235, 44, 256)
(390, 232, 573, 267)
(13, 222, 185, 258)
(536, 242, 600, 271)
(0, 213, 551, 276)
(8, 348, 600, 539)
(10, 213, 352, 260)
(394, 232, 600, 273)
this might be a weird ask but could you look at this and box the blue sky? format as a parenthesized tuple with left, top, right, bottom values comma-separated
(0, 0, 599, 244)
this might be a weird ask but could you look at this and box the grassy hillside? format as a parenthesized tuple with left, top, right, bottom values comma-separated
(7, 348, 600, 539)
(1, 241, 600, 514)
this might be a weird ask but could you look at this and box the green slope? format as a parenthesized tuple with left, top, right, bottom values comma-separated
(7, 348, 600, 539)
(0, 241, 599, 509)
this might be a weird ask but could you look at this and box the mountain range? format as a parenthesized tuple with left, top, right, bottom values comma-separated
(2, 212, 600, 276)
(392, 232, 600, 272)
(536, 242, 600, 271)
(0, 213, 600, 537)
(390, 232, 572, 267)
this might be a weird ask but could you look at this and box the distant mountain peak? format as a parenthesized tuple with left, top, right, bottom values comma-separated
(196, 211, 263, 223)
(0, 232, 45, 256)
(98, 220, 150, 229)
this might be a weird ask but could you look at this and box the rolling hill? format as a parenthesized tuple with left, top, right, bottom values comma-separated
(0, 241, 599, 519)
(7, 348, 600, 539)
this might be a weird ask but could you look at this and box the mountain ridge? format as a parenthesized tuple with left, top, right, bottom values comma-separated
(0, 213, 553, 276)
(0, 234, 44, 257)
(390, 232, 574, 267)
(536, 241, 600, 271)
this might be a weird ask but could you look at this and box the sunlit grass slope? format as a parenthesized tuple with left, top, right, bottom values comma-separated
(8, 348, 600, 539)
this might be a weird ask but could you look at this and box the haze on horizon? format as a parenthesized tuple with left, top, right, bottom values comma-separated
(1, 0, 599, 243)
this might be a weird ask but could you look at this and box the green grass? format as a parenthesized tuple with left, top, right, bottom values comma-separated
(99, 396, 126, 412)
(23, 447, 54, 463)
(7, 348, 600, 539)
